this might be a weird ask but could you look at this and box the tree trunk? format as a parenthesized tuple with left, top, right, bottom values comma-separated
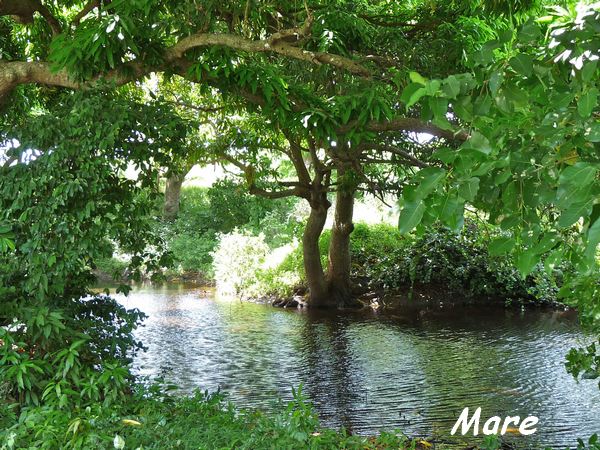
(327, 186, 356, 306)
(303, 199, 331, 307)
(163, 172, 185, 220)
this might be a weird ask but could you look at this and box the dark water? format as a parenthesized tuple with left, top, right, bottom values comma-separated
(114, 284, 599, 449)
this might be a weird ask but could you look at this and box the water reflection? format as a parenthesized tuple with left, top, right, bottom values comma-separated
(115, 284, 600, 449)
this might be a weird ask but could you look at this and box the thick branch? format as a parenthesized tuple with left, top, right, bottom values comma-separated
(71, 0, 100, 27)
(248, 184, 304, 199)
(0, 23, 370, 100)
(338, 118, 468, 142)
(282, 130, 312, 185)
(0, 60, 147, 102)
(169, 32, 369, 77)
(0, 0, 61, 35)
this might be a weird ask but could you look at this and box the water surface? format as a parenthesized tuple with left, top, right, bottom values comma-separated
(115, 284, 600, 449)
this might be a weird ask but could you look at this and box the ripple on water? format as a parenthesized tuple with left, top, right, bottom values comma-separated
(115, 285, 600, 449)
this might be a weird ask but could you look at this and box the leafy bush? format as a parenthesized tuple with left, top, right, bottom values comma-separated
(212, 220, 563, 305)
(212, 230, 271, 297)
(566, 339, 600, 389)
(94, 256, 129, 279)
(0, 297, 145, 407)
(159, 182, 300, 279)
(362, 221, 563, 304)
(0, 385, 413, 450)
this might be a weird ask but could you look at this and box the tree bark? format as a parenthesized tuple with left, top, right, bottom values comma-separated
(303, 198, 330, 307)
(163, 172, 186, 221)
(326, 186, 355, 305)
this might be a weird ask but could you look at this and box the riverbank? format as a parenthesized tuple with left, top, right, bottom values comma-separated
(0, 384, 507, 450)
(98, 220, 572, 313)
(107, 284, 598, 448)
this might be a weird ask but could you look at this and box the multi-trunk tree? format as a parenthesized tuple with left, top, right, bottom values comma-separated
(1, 0, 597, 315)
(209, 111, 463, 307)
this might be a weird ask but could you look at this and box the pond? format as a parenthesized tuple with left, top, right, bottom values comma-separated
(114, 283, 600, 449)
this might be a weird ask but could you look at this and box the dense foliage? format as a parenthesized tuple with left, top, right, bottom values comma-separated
(1, 0, 599, 448)
(161, 183, 300, 277)
(1, 383, 419, 449)
(395, 4, 600, 328)
(211, 219, 566, 306)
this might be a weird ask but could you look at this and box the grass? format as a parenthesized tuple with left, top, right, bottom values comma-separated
(1, 385, 421, 450)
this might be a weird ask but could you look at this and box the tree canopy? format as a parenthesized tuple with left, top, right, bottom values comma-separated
(0, 1, 599, 437)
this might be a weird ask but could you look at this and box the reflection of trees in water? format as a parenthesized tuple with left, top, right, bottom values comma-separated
(134, 291, 213, 386)
(297, 313, 357, 431)
(126, 290, 600, 446)
(215, 301, 286, 400)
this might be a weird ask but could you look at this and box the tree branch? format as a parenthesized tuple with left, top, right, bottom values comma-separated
(248, 184, 305, 199)
(0, 21, 370, 100)
(71, 0, 100, 27)
(169, 30, 369, 77)
(338, 117, 468, 142)
(281, 130, 312, 185)
(361, 143, 429, 168)
(0, 0, 61, 35)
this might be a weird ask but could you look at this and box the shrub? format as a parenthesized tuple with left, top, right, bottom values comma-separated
(0, 384, 413, 450)
(0, 296, 145, 408)
(212, 230, 271, 297)
(94, 256, 129, 279)
(212, 220, 563, 305)
(360, 221, 563, 304)
(159, 182, 300, 279)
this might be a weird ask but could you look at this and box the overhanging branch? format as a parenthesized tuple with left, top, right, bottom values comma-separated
(338, 118, 468, 142)
(0, 0, 61, 35)
(0, 21, 370, 100)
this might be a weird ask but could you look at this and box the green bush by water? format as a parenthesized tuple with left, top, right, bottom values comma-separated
(159, 182, 300, 279)
(1, 375, 414, 449)
(212, 220, 565, 305)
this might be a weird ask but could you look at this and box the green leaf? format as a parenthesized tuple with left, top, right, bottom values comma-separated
(494, 169, 512, 185)
(461, 131, 492, 155)
(578, 88, 599, 118)
(398, 200, 426, 233)
(443, 75, 461, 98)
(425, 79, 441, 96)
(586, 218, 600, 258)
(415, 168, 447, 200)
(438, 195, 464, 231)
(558, 200, 594, 228)
(532, 232, 558, 254)
(585, 123, 600, 142)
(401, 83, 427, 109)
(489, 236, 516, 255)
(558, 163, 597, 187)
(458, 177, 480, 201)
(474, 43, 496, 66)
(489, 71, 504, 96)
(430, 97, 449, 119)
(510, 54, 534, 76)
(434, 148, 457, 164)
(516, 249, 538, 277)
(409, 71, 427, 86)
(581, 60, 598, 83)
(517, 22, 541, 42)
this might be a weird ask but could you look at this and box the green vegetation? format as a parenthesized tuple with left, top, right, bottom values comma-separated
(161, 183, 300, 280)
(1, 0, 599, 448)
(212, 218, 567, 306)
(1, 382, 417, 449)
